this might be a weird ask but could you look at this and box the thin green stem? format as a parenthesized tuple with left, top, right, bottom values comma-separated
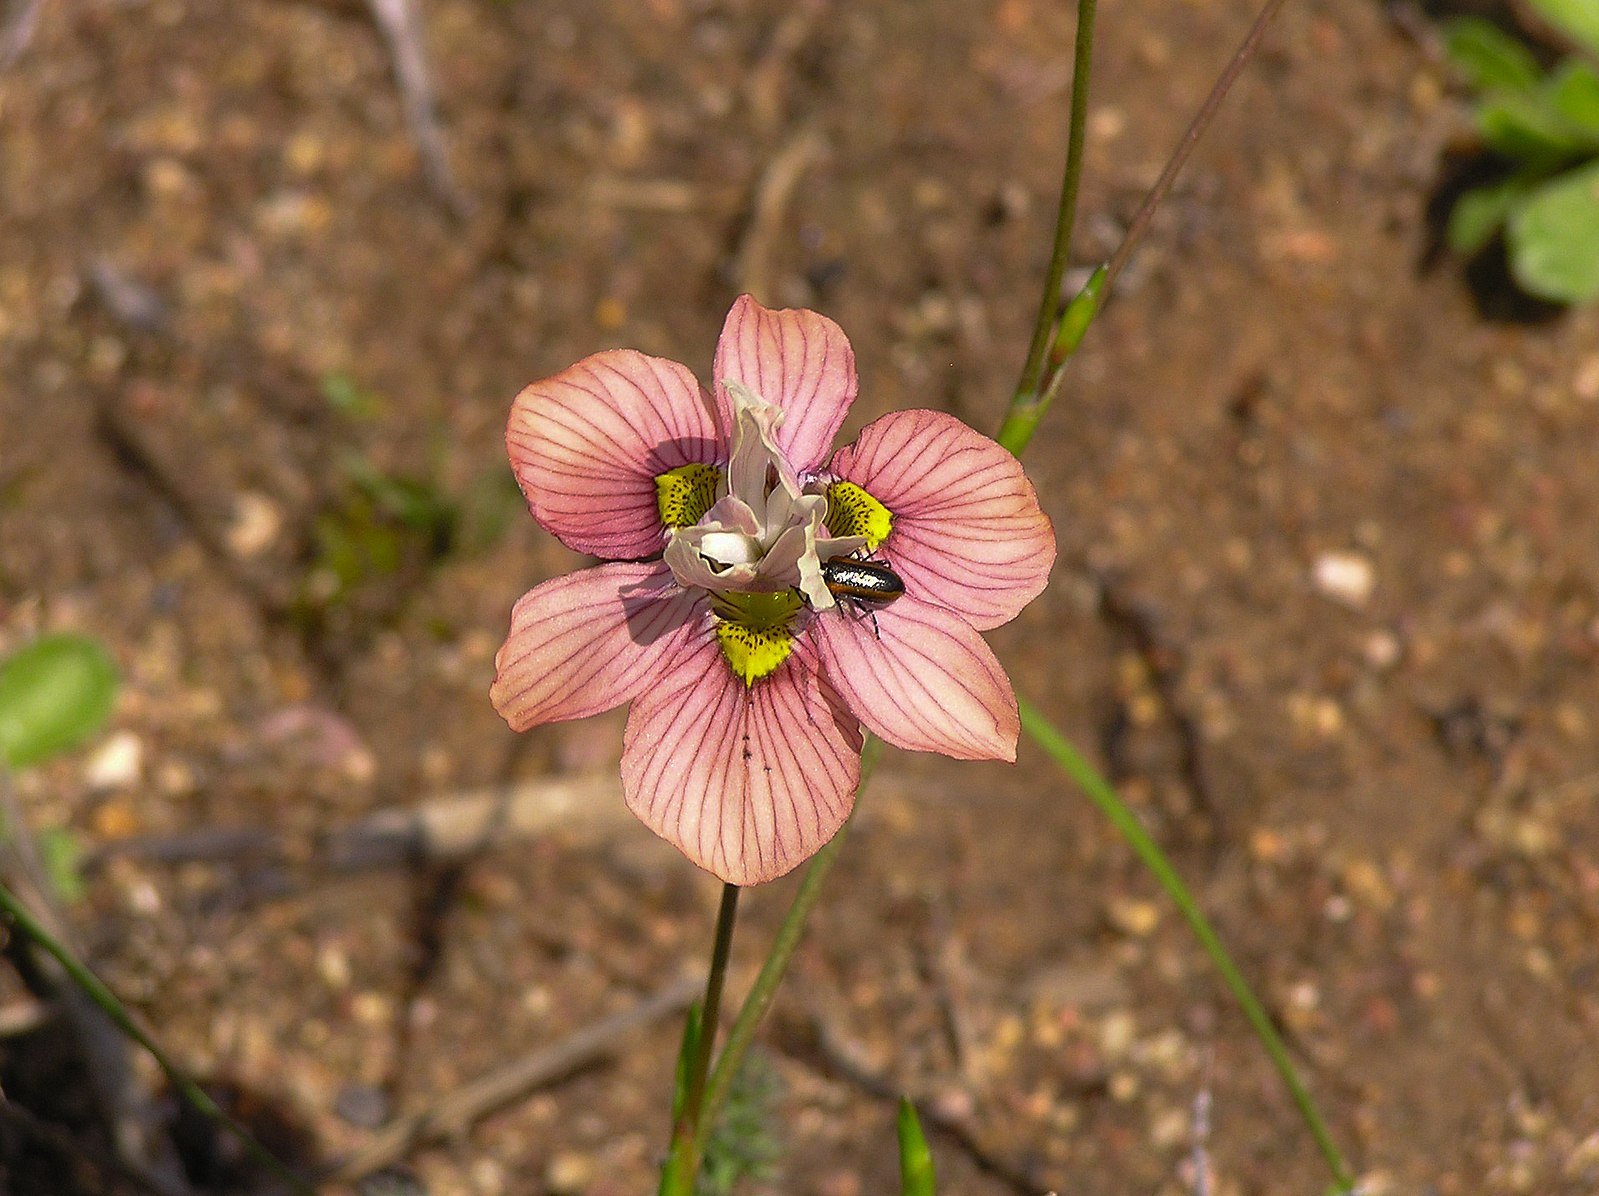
(683, 882, 739, 1130)
(695, 735, 883, 1152)
(999, 0, 1293, 458)
(0, 882, 313, 1195)
(1101, 0, 1290, 299)
(1016, 697, 1355, 1192)
(661, 881, 741, 1195)
(1012, 0, 1100, 405)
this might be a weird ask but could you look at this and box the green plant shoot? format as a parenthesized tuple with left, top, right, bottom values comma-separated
(1442, 15, 1599, 303)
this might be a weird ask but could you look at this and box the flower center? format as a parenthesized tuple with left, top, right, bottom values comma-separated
(711, 590, 805, 686)
(655, 463, 721, 529)
(823, 481, 893, 550)
(653, 384, 885, 686)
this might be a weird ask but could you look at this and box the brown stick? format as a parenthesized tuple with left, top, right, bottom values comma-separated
(367, 0, 472, 218)
(0, 0, 42, 69)
(1101, 0, 1291, 295)
(324, 975, 700, 1183)
(734, 127, 828, 303)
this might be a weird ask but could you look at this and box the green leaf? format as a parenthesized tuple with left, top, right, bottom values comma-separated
(38, 829, 86, 905)
(897, 1099, 937, 1196)
(0, 883, 314, 1193)
(1545, 59, 1599, 137)
(320, 372, 382, 420)
(1507, 159, 1599, 302)
(672, 1003, 703, 1122)
(1527, 0, 1599, 60)
(1017, 697, 1356, 1190)
(1448, 176, 1535, 254)
(1477, 92, 1588, 162)
(1443, 18, 1542, 94)
(0, 635, 118, 769)
(1049, 265, 1107, 365)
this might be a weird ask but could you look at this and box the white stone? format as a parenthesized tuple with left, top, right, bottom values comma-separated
(226, 491, 282, 559)
(1312, 551, 1375, 607)
(83, 731, 142, 790)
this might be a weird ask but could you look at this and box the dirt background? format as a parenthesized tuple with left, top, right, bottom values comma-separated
(4, 0, 1599, 1193)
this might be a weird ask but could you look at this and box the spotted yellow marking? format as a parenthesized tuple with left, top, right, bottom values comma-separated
(825, 481, 893, 550)
(711, 590, 803, 686)
(655, 463, 721, 528)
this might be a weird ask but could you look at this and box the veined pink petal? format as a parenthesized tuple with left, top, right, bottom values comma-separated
(812, 593, 1019, 762)
(621, 637, 863, 885)
(508, 350, 721, 559)
(830, 410, 1055, 631)
(492, 562, 705, 731)
(713, 295, 857, 474)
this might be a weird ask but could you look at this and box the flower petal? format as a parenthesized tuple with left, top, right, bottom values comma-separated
(830, 410, 1055, 631)
(508, 350, 721, 559)
(713, 294, 857, 474)
(621, 637, 863, 885)
(811, 593, 1019, 761)
(491, 562, 704, 730)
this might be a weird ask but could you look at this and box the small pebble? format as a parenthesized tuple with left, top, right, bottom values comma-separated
(226, 491, 282, 559)
(1312, 551, 1375, 607)
(334, 1083, 390, 1130)
(1574, 354, 1599, 402)
(1362, 629, 1401, 669)
(545, 1151, 596, 1194)
(1107, 897, 1160, 937)
(1099, 1010, 1136, 1058)
(84, 731, 142, 790)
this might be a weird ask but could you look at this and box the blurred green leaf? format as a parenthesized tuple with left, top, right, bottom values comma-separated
(1444, 18, 1542, 94)
(1546, 59, 1599, 136)
(320, 372, 383, 420)
(457, 467, 525, 555)
(1527, 0, 1599, 60)
(38, 829, 86, 905)
(0, 635, 118, 770)
(344, 458, 457, 546)
(1447, 175, 1535, 254)
(1508, 159, 1599, 301)
(1478, 92, 1587, 161)
(672, 1003, 702, 1123)
(896, 1099, 936, 1196)
(0, 883, 314, 1194)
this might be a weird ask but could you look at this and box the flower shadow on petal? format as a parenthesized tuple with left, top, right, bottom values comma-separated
(491, 562, 704, 731)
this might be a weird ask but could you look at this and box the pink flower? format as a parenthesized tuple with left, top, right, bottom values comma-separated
(491, 296, 1055, 884)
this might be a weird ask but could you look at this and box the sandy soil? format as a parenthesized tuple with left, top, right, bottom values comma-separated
(4, 0, 1599, 1193)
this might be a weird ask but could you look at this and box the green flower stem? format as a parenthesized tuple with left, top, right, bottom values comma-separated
(1011, 0, 1100, 408)
(661, 881, 741, 1195)
(999, 0, 1294, 452)
(685, 885, 742, 1126)
(0, 880, 313, 1195)
(694, 735, 884, 1156)
(1016, 697, 1355, 1192)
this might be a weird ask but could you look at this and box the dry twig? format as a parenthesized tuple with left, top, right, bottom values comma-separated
(733, 127, 828, 303)
(366, 0, 471, 218)
(324, 975, 699, 1183)
(0, 0, 43, 69)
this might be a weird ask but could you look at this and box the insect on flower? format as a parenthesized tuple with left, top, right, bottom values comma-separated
(818, 557, 906, 608)
(491, 295, 1055, 884)
(818, 556, 904, 638)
